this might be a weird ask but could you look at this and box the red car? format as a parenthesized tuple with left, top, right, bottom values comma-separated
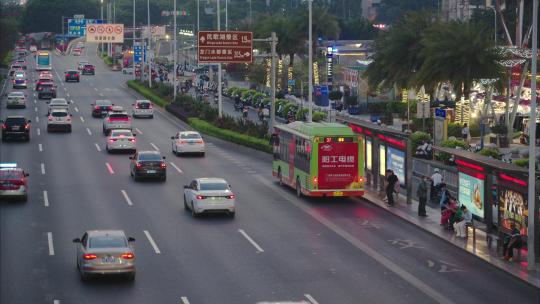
(35, 77, 53, 91)
(82, 64, 95, 75)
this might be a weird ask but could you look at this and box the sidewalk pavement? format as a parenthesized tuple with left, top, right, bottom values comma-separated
(360, 185, 540, 288)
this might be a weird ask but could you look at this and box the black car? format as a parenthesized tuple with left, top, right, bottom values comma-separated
(1, 116, 31, 141)
(82, 64, 95, 75)
(37, 84, 56, 99)
(91, 100, 114, 117)
(65, 70, 80, 82)
(129, 151, 166, 181)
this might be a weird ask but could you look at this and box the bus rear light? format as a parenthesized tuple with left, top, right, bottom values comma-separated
(312, 176, 318, 185)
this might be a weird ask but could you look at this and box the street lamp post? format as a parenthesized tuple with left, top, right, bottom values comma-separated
(173, 0, 178, 101)
(101, 0, 104, 54)
(489, 6, 497, 44)
(147, 0, 152, 88)
(527, 0, 538, 271)
(308, 0, 313, 122)
(217, 0, 223, 118)
(133, 0, 136, 80)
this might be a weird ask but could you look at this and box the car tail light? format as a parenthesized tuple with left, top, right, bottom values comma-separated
(24, 124, 30, 130)
(107, 106, 113, 110)
(37, 87, 42, 91)
(196, 195, 206, 200)
(74, 74, 79, 77)
(136, 162, 142, 168)
(121, 252, 135, 259)
(135, 105, 140, 109)
(109, 138, 117, 142)
(94, 106, 100, 110)
(48, 116, 53, 121)
(148, 105, 153, 109)
(2, 124, 6, 129)
(226, 194, 235, 199)
(312, 176, 318, 185)
(83, 254, 97, 260)
(160, 162, 166, 168)
(195, 140, 203, 144)
(128, 138, 135, 142)
(179, 140, 187, 144)
(12, 80, 15, 84)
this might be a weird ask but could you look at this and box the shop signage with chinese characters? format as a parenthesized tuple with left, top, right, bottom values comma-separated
(197, 31, 252, 63)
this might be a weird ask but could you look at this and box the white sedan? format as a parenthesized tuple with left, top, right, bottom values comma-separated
(106, 129, 136, 153)
(183, 178, 236, 217)
(171, 131, 205, 156)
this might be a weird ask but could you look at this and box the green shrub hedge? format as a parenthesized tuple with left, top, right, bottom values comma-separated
(479, 147, 501, 159)
(127, 80, 170, 107)
(188, 118, 272, 153)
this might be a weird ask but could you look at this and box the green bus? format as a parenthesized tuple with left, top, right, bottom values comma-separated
(271, 121, 365, 197)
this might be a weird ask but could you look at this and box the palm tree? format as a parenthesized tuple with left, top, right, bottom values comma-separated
(415, 21, 504, 101)
(365, 12, 434, 91)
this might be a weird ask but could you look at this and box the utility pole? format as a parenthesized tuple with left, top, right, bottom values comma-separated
(101, 0, 104, 54)
(173, 0, 178, 101)
(225, 0, 228, 30)
(147, 0, 152, 88)
(217, 0, 223, 117)
(133, 0, 136, 80)
(527, 0, 538, 271)
(308, 0, 313, 122)
(197, 0, 200, 34)
(270, 32, 277, 130)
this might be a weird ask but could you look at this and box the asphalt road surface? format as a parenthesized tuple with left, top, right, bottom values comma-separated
(0, 45, 538, 304)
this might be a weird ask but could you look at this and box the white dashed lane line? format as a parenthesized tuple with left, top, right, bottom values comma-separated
(43, 190, 49, 207)
(53, 300, 60, 304)
(94, 87, 98, 91)
(134, 127, 143, 134)
(66, 93, 70, 97)
(238, 229, 264, 253)
(180, 297, 190, 304)
(169, 162, 183, 173)
(94, 143, 101, 152)
(143, 230, 161, 254)
(74, 107, 79, 112)
(80, 116, 85, 123)
(47, 232, 55, 256)
(106, 163, 115, 174)
(38, 144, 42, 152)
(121, 190, 133, 206)
(305, 294, 320, 304)
(37, 128, 41, 136)
(41, 163, 45, 175)
(35, 116, 39, 123)
(150, 143, 159, 151)
(86, 128, 92, 135)
(34, 107, 38, 112)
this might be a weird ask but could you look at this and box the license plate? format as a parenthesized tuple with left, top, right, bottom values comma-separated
(1, 183, 14, 187)
(12, 126, 20, 131)
(333, 191, 344, 197)
(102, 256, 116, 263)
(147, 170, 156, 173)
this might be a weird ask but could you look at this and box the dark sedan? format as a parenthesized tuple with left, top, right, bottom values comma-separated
(129, 151, 166, 181)
(91, 100, 113, 118)
(37, 83, 56, 99)
(65, 70, 80, 82)
(1, 116, 31, 142)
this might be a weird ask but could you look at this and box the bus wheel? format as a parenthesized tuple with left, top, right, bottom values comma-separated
(296, 177, 302, 197)
(278, 168, 283, 186)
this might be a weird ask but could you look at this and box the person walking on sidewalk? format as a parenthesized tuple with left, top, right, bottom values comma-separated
(417, 177, 428, 217)
(453, 205, 472, 237)
(461, 123, 470, 143)
(386, 169, 398, 207)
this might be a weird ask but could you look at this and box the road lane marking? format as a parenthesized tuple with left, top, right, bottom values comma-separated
(53, 300, 60, 304)
(150, 142, 159, 151)
(121, 190, 133, 206)
(38, 144, 42, 152)
(63, 87, 67, 91)
(106, 163, 115, 174)
(35, 107, 38, 112)
(41, 163, 45, 175)
(33, 93, 36, 97)
(34, 99, 37, 104)
(43, 190, 49, 207)
(35, 116, 39, 122)
(70, 99, 74, 104)
(180, 297, 190, 304)
(143, 230, 161, 254)
(99, 93, 104, 97)
(135, 127, 143, 134)
(253, 174, 455, 304)
(94, 143, 101, 152)
(66, 93, 70, 97)
(305, 294, 320, 304)
(170, 162, 183, 173)
(80, 116, 85, 123)
(238, 229, 264, 253)
(74, 107, 79, 112)
(37, 128, 41, 136)
(94, 87, 98, 91)
(86, 128, 92, 135)
(47, 232, 55, 255)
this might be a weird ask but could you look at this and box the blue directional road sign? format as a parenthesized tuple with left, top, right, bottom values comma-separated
(435, 108, 446, 119)
(68, 19, 104, 37)
(133, 44, 142, 63)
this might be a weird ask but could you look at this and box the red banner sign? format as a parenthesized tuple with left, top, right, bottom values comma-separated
(197, 31, 253, 63)
(317, 142, 358, 190)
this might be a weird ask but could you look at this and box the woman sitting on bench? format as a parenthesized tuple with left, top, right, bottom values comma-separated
(503, 223, 522, 262)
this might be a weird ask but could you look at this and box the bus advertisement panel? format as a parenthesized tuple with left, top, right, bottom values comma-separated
(318, 141, 358, 190)
(36, 51, 51, 71)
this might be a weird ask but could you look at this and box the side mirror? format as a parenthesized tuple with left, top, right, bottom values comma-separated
(72, 238, 81, 243)
(170, 136, 175, 140)
(25, 173, 29, 177)
(162, 156, 166, 159)
(70, 114, 73, 117)
(129, 156, 133, 159)
(90, 103, 94, 106)
(128, 237, 135, 242)
(27, 120, 31, 123)
(133, 134, 137, 137)
(46, 101, 49, 104)
(183, 185, 189, 189)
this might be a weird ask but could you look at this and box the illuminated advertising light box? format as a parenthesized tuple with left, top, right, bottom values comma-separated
(458, 172, 484, 219)
(386, 146, 405, 186)
(499, 189, 528, 235)
(366, 139, 372, 170)
(379, 145, 386, 176)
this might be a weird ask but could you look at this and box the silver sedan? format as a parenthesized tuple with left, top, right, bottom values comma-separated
(73, 230, 136, 281)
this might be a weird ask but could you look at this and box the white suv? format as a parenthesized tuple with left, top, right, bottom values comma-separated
(47, 109, 72, 132)
(103, 107, 132, 135)
(132, 100, 153, 118)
